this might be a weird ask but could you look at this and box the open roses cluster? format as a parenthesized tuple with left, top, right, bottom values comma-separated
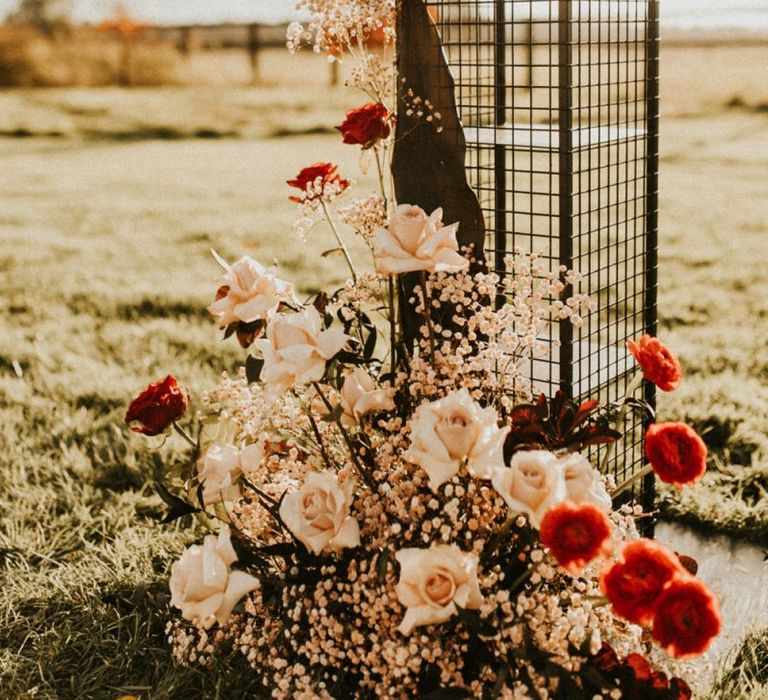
(125, 231, 719, 698)
(121, 11, 722, 697)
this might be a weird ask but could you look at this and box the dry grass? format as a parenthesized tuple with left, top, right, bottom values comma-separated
(0, 132, 374, 698)
(0, 42, 766, 698)
(0, 29, 354, 89)
(707, 627, 768, 700)
(0, 25, 186, 87)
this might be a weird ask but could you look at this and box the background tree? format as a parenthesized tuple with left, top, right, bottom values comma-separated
(9, 0, 73, 34)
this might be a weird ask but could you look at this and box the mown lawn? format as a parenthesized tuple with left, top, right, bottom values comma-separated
(1, 49, 767, 697)
(0, 126, 374, 697)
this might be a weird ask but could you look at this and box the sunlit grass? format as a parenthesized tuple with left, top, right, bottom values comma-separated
(707, 627, 768, 700)
(1, 58, 767, 694)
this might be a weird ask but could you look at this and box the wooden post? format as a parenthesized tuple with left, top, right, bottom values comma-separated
(97, 11, 148, 87)
(118, 35, 132, 85)
(178, 26, 192, 55)
(329, 59, 340, 87)
(248, 23, 261, 83)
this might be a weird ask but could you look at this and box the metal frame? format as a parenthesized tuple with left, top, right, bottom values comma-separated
(425, 0, 660, 501)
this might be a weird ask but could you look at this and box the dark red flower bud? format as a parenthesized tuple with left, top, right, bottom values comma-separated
(336, 102, 391, 148)
(287, 162, 350, 203)
(125, 375, 188, 436)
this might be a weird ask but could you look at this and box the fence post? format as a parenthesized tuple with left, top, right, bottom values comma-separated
(178, 25, 193, 55)
(329, 59, 340, 86)
(248, 23, 261, 83)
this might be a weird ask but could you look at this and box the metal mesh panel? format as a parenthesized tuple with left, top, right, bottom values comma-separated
(424, 0, 659, 503)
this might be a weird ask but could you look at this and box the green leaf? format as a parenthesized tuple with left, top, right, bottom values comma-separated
(363, 325, 378, 360)
(491, 664, 509, 699)
(245, 355, 264, 384)
(376, 548, 391, 585)
(154, 481, 200, 523)
(321, 247, 344, 258)
(320, 403, 344, 423)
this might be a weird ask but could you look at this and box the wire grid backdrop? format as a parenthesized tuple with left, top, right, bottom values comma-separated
(423, 0, 659, 506)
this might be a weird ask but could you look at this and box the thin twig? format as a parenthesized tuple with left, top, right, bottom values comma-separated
(388, 275, 397, 376)
(312, 382, 379, 494)
(307, 411, 334, 472)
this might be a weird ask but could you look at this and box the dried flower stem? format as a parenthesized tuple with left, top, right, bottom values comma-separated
(307, 410, 335, 472)
(612, 464, 654, 500)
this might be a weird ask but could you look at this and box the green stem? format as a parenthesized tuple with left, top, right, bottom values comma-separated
(418, 271, 436, 363)
(307, 411, 334, 472)
(612, 464, 654, 500)
(482, 515, 516, 562)
(388, 275, 397, 376)
(172, 421, 197, 449)
(312, 382, 378, 494)
(373, 146, 388, 210)
(319, 199, 367, 348)
(320, 200, 357, 284)
(599, 371, 644, 473)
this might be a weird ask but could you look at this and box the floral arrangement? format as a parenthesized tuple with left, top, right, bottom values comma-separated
(124, 4, 721, 698)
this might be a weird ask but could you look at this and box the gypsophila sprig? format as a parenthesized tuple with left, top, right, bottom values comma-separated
(150, 235, 715, 696)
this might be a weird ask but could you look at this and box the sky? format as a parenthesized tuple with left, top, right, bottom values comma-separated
(0, 0, 766, 31)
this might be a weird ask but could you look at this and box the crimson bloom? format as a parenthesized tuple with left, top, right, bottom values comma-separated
(287, 162, 350, 203)
(627, 334, 682, 392)
(126, 375, 188, 436)
(601, 539, 685, 626)
(539, 501, 612, 575)
(652, 575, 721, 658)
(336, 102, 391, 148)
(645, 422, 707, 489)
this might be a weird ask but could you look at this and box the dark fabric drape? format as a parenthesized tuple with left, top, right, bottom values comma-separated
(392, 0, 488, 346)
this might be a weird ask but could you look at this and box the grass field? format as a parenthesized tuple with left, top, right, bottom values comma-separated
(0, 45, 767, 698)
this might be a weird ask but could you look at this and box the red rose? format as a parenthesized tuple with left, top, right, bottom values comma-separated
(287, 162, 350, 203)
(539, 501, 612, 575)
(601, 539, 684, 625)
(645, 422, 707, 489)
(125, 375, 189, 436)
(652, 575, 721, 658)
(336, 102, 391, 148)
(627, 334, 682, 392)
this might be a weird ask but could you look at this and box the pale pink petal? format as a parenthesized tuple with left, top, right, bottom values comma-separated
(315, 327, 349, 359)
(215, 570, 260, 626)
(330, 517, 360, 550)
